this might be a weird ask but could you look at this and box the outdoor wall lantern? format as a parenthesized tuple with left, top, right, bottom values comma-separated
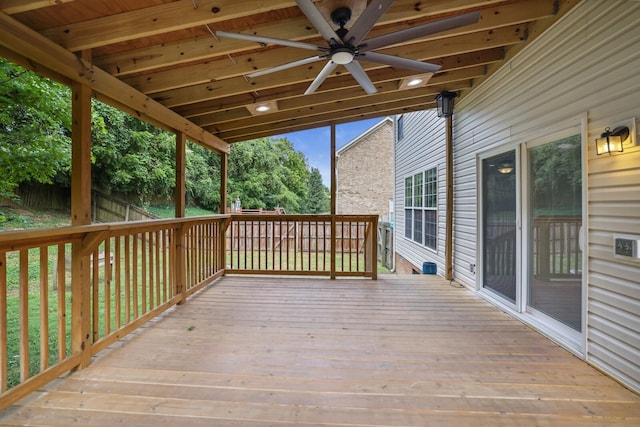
(595, 126, 629, 155)
(436, 91, 457, 118)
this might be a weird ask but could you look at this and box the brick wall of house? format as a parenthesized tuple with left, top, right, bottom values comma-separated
(336, 119, 393, 219)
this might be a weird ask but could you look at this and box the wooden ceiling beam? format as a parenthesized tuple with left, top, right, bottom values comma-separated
(212, 81, 470, 140)
(193, 66, 487, 128)
(224, 101, 433, 143)
(94, 0, 537, 77)
(40, 0, 296, 52)
(215, 87, 467, 142)
(139, 23, 522, 97)
(0, 12, 229, 154)
(122, 1, 543, 94)
(211, 80, 471, 136)
(174, 49, 502, 117)
(1, 0, 76, 14)
(173, 48, 503, 117)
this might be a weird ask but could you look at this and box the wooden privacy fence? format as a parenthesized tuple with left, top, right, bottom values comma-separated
(0, 213, 377, 410)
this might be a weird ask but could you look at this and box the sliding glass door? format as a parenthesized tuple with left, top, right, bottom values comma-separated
(527, 135, 583, 331)
(480, 134, 584, 342)
(482, 150, 517, 303)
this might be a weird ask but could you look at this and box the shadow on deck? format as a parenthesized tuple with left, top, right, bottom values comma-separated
(1, 274, 638, 426)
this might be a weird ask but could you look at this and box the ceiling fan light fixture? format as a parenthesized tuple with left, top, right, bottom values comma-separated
(332, 49, 354, 65)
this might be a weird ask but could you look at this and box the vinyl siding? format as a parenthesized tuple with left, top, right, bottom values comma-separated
(394, 110, 446, 274)
(394, 0, 640, 392)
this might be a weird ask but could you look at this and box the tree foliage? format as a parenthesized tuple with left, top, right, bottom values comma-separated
(1, 60, 329, 212)
(0, 59, 71, 199)
(91, 101, 176, 203)
(228, 138, 310, 213)
(303, 167, 330, 213)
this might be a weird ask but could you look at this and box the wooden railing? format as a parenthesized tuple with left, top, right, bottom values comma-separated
(532, 216, 582, 278)
(227, 214, 378, 278)
(0, 216, 226, 410)
(0, 214, 377, 410)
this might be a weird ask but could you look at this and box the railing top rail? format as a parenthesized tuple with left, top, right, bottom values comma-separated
(0, 215, 231, 251)
(229, 214, 378, 221)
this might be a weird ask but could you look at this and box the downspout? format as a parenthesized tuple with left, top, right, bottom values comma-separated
(390, 116, 398, 273)
(445, 114, 454, 281)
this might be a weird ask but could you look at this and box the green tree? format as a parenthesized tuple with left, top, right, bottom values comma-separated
(228, 138, 309, 213)
(303, 167, 329, 213)
(186, 142, 221, 210)
(0, 59, 71, 199)
(91, 101, 176, 204)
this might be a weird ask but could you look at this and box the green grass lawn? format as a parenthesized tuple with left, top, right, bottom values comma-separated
(146, 205, 219, 218)
(0, 206, 70, 231)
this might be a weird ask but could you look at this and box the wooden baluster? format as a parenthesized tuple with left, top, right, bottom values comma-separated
(114, 236, 121, 329)
(104, 238, 111, 336)
(40, 247, 49, 371)
(19, 250, 29, 382)
(56, 245, 66, 361)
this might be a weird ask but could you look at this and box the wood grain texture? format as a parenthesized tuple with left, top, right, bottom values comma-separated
(1, 275, 638, 426)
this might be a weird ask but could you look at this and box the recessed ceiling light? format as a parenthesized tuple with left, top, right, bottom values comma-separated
(398, 73, 434, 90)
(247, 100, 278, 116)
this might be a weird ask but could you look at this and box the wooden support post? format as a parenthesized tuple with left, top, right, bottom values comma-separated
(366, 216, 378, 280)
(175, 132, 186, 219)
(70, 72, 92, 369)
(174, 132, 187, 302)
(445, 114, 454, 281)
(220, 152, 228, 214)
(330, 123, 337, 280)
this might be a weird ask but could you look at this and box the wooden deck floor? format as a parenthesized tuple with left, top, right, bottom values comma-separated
(1, 275, 638, 426)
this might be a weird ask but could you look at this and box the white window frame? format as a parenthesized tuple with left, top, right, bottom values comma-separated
(404, 166, 438, 251)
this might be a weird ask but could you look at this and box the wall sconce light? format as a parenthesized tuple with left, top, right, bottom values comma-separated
(595, 126, 629, 155)
(436, 91, 457, 118)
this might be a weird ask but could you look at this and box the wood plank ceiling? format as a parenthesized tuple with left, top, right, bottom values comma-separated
(3, 0, 576, 144)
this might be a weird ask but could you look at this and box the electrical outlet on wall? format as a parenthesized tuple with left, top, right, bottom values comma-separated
(614, 234, 640, 261)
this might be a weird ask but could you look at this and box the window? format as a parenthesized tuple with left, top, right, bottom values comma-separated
(404, 167, 438, 250)
(397, 115, 404, 140)
(404, 176, 412, 239)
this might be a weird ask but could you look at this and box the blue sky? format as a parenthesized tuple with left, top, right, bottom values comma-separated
(275, 117, 385, 187)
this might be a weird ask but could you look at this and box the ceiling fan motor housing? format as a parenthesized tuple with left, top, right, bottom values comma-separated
(331, 7, 352, 28)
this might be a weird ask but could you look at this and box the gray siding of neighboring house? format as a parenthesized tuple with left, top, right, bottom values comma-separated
(394, 110, 447, 275)
(394, 0, 640, 392)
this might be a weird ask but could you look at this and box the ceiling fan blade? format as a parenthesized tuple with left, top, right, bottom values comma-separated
(359, 52, 441, 73)
(216, 31, 324, 52)
(360, 11, 481, 52)
(248, 56, 325, 78)
(296, 0, 340, 44)
(344, 0, 393, 46)
(304, 61, 338, 95)
(344, 61, 377, 94)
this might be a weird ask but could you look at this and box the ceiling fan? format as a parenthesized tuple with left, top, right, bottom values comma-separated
(216, 0, 480, 95)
